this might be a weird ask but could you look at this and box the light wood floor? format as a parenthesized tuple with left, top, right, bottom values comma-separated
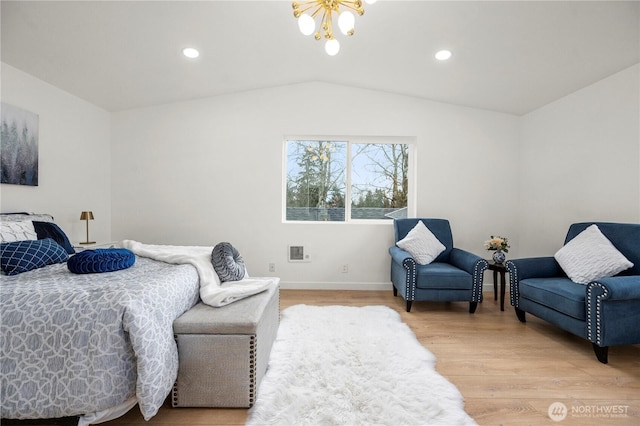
(105, 289, 640, 426)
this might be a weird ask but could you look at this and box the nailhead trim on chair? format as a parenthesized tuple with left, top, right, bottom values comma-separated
(403, 257, 416, 302)
(505, 261, 519, 308)
(472, 259, 488, 302)
(587, 282, 608, 346)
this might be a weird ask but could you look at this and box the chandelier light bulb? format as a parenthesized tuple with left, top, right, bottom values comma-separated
(365, 0, 377, 4)
(338, 11, 355, 36)
(298, 13, 316, 36)
(325, 38, 340, 56)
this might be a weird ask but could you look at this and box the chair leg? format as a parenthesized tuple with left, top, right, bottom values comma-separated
(469, 302, 478, 313)
(393, 286, 398, 297)
(406, 300, 412, 312)
(592, 343, 609, 364)
(515, 308, 526, 322)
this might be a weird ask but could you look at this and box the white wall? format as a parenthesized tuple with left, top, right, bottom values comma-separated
(0, 63, 112, 244)
(111, 82, 520, 288)
(518, 64, 640, 257)
(4, 61, 637, 289)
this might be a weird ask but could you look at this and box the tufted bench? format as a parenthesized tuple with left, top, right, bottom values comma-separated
(172, 280, 280, 407)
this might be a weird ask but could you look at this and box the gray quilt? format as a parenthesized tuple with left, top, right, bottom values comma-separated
(1, 257, 200, 420)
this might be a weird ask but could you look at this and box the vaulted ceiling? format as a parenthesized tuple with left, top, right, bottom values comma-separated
(2, 1, 638, 115)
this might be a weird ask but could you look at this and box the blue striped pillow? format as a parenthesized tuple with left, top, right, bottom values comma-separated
(0, 238, 69, 275)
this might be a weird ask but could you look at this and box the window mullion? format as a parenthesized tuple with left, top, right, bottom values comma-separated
(345, 140, 352, 222)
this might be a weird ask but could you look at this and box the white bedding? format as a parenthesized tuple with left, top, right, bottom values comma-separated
(122, 240, 274, 307)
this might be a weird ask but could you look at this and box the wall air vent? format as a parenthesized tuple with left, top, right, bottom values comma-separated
(288, 245, 310, 262)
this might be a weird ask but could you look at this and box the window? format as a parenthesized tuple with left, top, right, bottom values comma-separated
(284, 137, 414, 222)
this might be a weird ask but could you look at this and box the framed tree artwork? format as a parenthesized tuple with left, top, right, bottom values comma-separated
(1, 102, 39, 186)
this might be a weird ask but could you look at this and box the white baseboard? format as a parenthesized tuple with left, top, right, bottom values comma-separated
(279, 281, 501, 292)
(279, 281, 393, 291)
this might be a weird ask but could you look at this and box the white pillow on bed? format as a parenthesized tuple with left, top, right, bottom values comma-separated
(0, 221, 37, 243)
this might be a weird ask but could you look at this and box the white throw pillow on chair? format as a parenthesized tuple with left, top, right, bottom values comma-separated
(396, 220, 446, 265)
(554, 224, 633, 284)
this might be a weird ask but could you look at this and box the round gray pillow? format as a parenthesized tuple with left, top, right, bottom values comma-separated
(211, 242, 246, 282)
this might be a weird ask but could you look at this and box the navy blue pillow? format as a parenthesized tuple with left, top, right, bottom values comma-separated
(68, 248, 135, 274)
(33, 221, 75, 254)
(0, 238, 69, 275)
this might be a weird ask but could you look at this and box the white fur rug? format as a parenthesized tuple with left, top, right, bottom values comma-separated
(246, 305, 477, 426)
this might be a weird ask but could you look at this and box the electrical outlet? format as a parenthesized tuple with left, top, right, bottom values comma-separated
(269, 263, 276, 273)
(342, 264, 349, 273)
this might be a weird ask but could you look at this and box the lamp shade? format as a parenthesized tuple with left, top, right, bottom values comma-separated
(80, 211, 94, 220)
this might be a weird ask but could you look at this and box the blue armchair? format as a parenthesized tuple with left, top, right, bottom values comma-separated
(506, 222, 640, 363)
(389, 218, 487, 313)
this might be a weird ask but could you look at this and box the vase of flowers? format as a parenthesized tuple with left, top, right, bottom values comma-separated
(485, 235, 510, 264)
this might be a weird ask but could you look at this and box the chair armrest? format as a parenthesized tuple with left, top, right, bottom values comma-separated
(450, 248, 487, 303)
(588, 276, 640, 301)
(389, 246, 415, 268)
(586, 275, 640, 346)
(449, 248, 483, 274)
(505, 257, 563, 281)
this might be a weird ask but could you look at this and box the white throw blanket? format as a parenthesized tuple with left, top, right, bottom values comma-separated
(122, 240, 275, 307)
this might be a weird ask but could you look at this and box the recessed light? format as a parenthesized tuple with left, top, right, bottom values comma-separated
(182, 47, 200, 59)
(435, 50, 452, 61)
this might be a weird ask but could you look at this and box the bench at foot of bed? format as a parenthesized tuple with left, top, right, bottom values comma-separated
(172, 281, 280, 408)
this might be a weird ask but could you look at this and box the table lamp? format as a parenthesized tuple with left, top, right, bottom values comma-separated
(79, 211, 95, 244)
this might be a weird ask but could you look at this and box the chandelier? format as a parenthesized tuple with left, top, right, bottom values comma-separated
(292, 0, 376, 56)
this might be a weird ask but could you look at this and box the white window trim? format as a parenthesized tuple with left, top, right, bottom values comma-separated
(282, 135, 417, 224)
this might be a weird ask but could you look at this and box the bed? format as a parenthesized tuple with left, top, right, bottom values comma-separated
(0, 214, 200, 424)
